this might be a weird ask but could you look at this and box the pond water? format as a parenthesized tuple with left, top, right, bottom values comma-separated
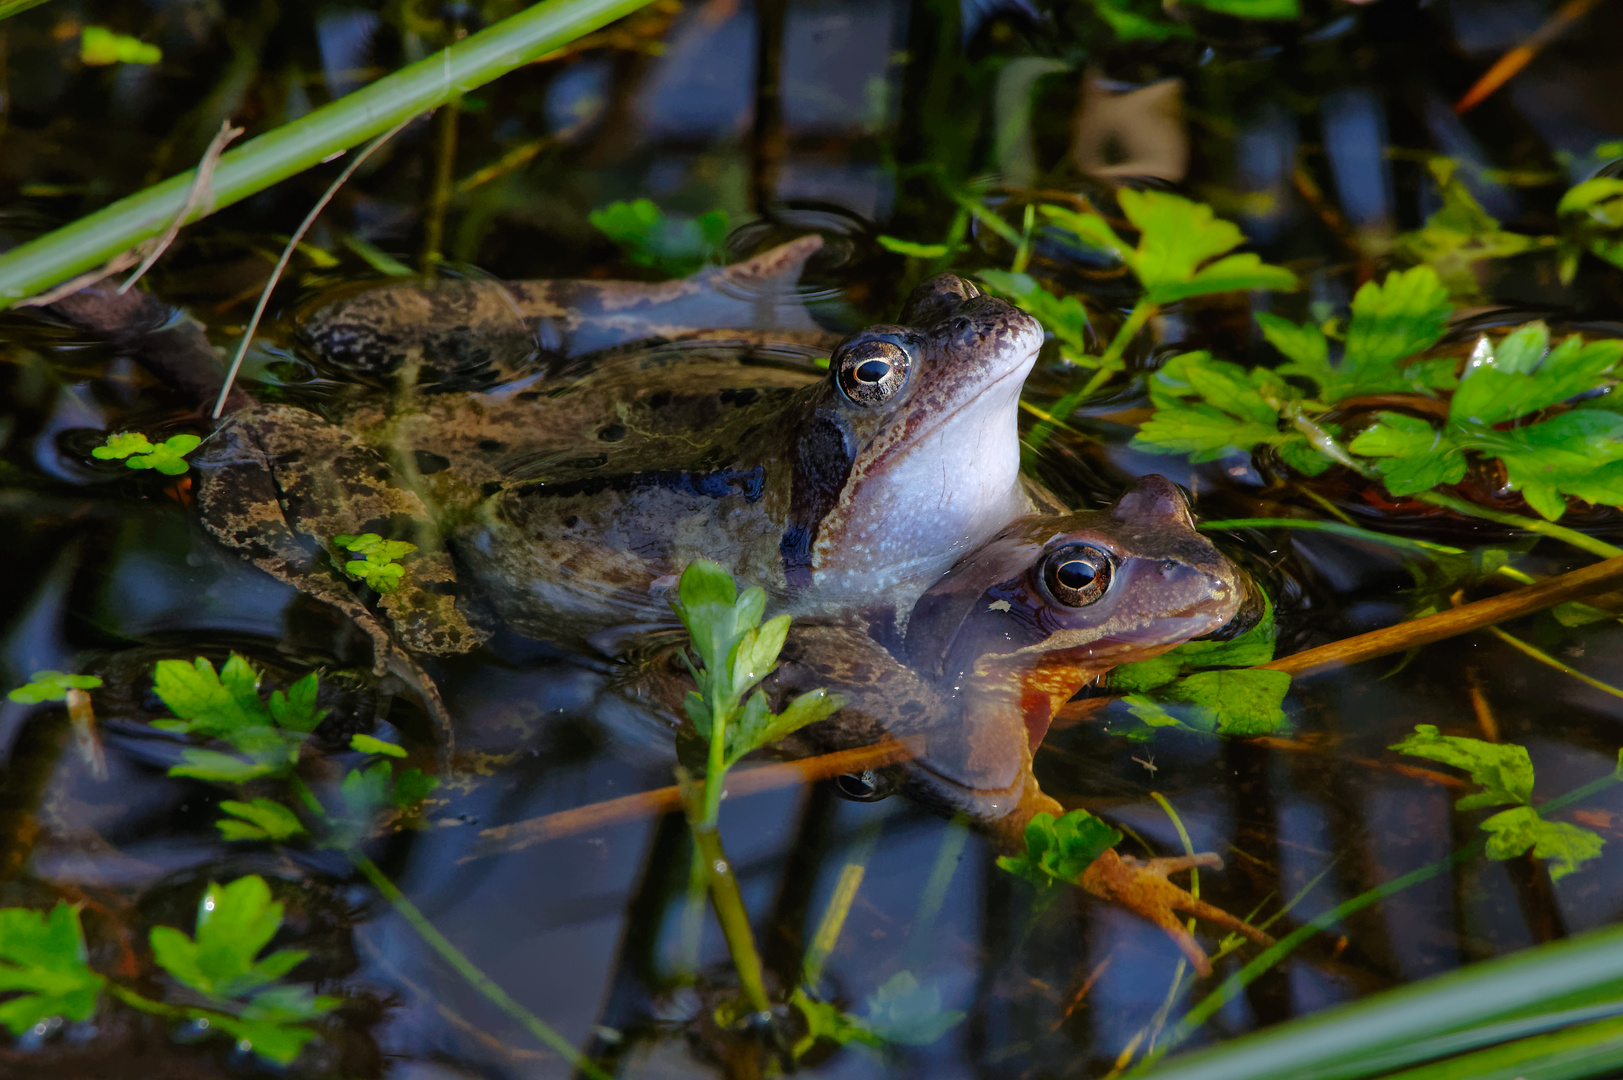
(4, 0, 1623, 1077)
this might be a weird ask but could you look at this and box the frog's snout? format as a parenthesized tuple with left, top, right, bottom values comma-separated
(1192, 573, 1266, 642)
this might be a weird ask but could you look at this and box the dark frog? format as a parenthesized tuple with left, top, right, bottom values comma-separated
(184, 239, 1046, 676)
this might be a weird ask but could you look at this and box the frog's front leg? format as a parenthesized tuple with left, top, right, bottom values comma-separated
(996, 774, 1272, 977)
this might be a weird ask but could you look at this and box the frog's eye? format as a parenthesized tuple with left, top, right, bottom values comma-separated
(834, 340, 911, 406)
(833, 767, 904, 802)
(1040, 544, 1114, 606)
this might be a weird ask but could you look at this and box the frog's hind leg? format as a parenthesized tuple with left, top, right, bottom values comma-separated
(195, 405, 478, 755)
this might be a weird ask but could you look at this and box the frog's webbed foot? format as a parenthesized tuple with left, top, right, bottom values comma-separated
(1079, 848, 1273, 977)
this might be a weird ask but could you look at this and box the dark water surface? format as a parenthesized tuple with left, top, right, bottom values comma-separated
(5, 0, 1623, 1076)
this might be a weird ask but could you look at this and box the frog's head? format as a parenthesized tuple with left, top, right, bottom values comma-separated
(889, 474, 1253, 817)
(780, 275, 1042, 600)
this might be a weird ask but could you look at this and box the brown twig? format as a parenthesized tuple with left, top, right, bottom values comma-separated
(1453, 0, 1608, 115)
(462, 740, 910, 863)
(212, 116, 414, 419)
(119, 120, 245, 293)
(1264, 555, 1623, 678)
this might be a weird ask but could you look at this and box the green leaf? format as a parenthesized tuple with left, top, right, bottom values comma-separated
(1182, 0, 1298, 16)
(7, 670, 102, 705)
(726, 688, 846, 765)
(392, 768, 439, 808)
(91, 431, 152, 459)
(153, 655, 269, 735)
(0, 904, 106, 1035)
(1157, 669, 1291, 735)
(1041, 193, 1296, 307)
(1348, 412, 1467, 496)
(216, 799, 306, 842)
(149, 877, 306, 1001)
(350, 733, 407, 758)
(268, 672, 326, 733)
(1132, 352, 1298, 462)
(861, 971, 966, 1045)
(1391, 159, 1549, 299)
(997, 810, 1122, 888)
(340, 762, 394, 822)
(1391, 725, 1533, 808)
(1111, 595, 1277, 691)
(170, 748, 283, 783)
(1256, 313, 1332, 388)
(1337, 267, 1452, 397)
(80, 25, 162, 65)
(588, 199, 730, 277)
(1480, 806, 1605, 879)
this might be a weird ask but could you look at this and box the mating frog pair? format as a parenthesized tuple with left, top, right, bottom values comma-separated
(53, 236, 1268, 972)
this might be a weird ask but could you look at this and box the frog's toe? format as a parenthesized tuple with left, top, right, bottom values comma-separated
(1078, 848, 1272, 977)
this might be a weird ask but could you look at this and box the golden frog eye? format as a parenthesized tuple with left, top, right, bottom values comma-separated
(1041, 544, 1114, 607)
(834, 340, 911, 406)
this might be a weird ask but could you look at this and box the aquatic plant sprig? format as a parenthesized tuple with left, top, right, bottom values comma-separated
(667, 560, 845, 1020)
(993, 191, 1297, 449)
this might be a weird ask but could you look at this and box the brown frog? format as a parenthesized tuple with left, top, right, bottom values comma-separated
(633, 474, 1269, 974)
(179, 239, 1043, 712)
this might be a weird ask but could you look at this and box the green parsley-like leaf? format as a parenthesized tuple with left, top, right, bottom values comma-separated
(1132, 351, 1305, 463)
(170, 748, 282, 783)
(1155, 669, 1291, 735)
(217, 798, 306, 842)
(1392, 159, 1548, 300)
(1336, 267, 1453, 397)
(151, 655, 306, 770)
(1480, 805, 1605, 879)
(1347, 412, 1468, 496)
(0, 904, 106, 1035)
(1256, 312, 1332, 388)
(268, 672, 326, 733)
(1391, 725, 1532, 809)
(194, 984, 339, 1065)
(149, 876, 306, 1001)
(7, 670, 103, 705)
(340, 762, 394, 823)
(997, 810, 1122, 889)
(1044, 192, 1296, 306)
(393, 768, 439, 809)
(1450, 328, 1623, 426)
(1558, 177, 1623, 283)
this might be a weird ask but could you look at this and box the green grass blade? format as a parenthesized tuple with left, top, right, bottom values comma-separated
(1134, 922, 1623, 1080)
(0, 0, 656, 307)
(0, 0, 54, 21)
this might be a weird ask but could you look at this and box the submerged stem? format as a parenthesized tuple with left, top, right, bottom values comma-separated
(1417, 491, 1623, 560)
(1026, 300, 1155, 452)
(350, 852, 611, 1080)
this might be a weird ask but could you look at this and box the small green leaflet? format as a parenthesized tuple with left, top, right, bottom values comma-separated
(1042, 190, 1297, 306)
(1391, 159, 1549, 300)
(350, 733, 407, 758)
(1557, 177, 1623, 283)
(1480, 806, 1605, 880)
(998, 809, 1123, 889)
(1108, 594, 1289, 736)
(8, 670, 102, 704)
(217, 798, 306, 842)
(92, 432, 201, 475)
(588, 199, 730, 278)
(1391, 725, 1533, 809)
(876, 236, 954, 259)
(332, 533, 417, 593)
(1131, 351, 1326, 470)
(1392, 725, 1604, 878)
(0, 904, 106, 1035)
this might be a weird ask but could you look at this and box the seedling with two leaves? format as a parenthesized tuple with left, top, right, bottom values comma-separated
(91, 431, 200, 475)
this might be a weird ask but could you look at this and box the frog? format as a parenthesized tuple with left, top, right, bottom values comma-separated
(629, 473, 1269, 974)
